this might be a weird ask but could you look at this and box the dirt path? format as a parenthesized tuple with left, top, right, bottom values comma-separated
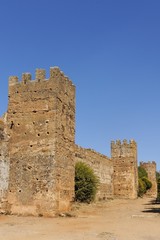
(0, 198, 160, 240)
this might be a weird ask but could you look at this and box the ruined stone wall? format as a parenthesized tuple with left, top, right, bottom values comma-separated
(5, 67, 75, 216)
(75, 145, 114, 200)
(0, 65, 157, 217)
(140, 161, 157, 198)
(111, 140, 138, 199)
(0, 117, 9, 204)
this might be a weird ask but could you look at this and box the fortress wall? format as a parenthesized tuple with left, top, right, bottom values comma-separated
(111, 140, 138, 199)
(75, 145, 114, 200)
(54, 68, 75, 212)
(140, 161, 157, 198)
(6, 67, 75, 216)
(0, 118, 9, 204)
(0, 66, 157, 216)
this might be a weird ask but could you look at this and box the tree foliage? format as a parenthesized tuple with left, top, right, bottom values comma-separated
(138, 166, 152, 197)
(138, 178, 147, 197)
(142, 177, 152, 190)
(75, 162, 99, 203)
(156, 172, 160, 201)
(138, 166, 148, 179)
(156, 171, 160, 181)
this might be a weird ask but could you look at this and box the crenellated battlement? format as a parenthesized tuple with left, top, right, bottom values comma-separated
(111, 139, 137, 159)
(111, 139, 136, 148)
(9, 67, 74, 87)
(35, 69, 46, 82)
(9, 76, 19, 86)
(140, 161, 156, 166)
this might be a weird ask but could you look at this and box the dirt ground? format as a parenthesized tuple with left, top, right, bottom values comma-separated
(0, 198, 160, 240)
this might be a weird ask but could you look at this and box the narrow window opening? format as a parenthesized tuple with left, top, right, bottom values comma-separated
(10, 121, 14, 129)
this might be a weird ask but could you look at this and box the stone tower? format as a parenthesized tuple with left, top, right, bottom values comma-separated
(111, 140, 138, 199)
(5, 67, 75, 216)
(140, 161, 157, 198)
(0, 117, 9, 205)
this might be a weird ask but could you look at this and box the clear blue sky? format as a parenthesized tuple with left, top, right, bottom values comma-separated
(0, 0, 160, 169)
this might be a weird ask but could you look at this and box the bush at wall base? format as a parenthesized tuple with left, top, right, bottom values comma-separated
(75, 162, 99, 203)
(138, 166, 152, 197)
(156, 178, 160, 202)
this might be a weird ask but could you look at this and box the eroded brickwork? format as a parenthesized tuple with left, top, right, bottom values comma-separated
(0, 66, 156, 217)
(5, 67, 75, 216)
(111, 140, 138, 199)
(75, 145, 114, 200)
(0, 117, 9, 205)
(140, 161, 157, 198)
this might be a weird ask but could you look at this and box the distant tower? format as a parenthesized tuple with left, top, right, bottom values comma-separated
(140, 161, 157, 198)
(5, 67, 75, 216)
(111, 140, 138, 199)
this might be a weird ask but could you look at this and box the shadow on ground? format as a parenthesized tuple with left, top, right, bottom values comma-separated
(142, 199, 160, 214)
(143, 199, 160, 205)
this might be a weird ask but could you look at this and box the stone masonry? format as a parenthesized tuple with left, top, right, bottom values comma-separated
(75, 145, 114, 200)
(0, 117, 9, 205)
(5, 67, 75, 216)
(111, 140, 138, 199)
(0, 67, 157, 216)
(140, 161, 157, 198)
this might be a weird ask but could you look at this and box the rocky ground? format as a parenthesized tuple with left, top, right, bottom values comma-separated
(0, 198, 160, 240)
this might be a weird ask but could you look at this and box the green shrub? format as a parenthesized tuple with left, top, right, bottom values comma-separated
(156, 178, 160, 201)
(142, 177, 152, 190)
(75, 162, 99, 203)
(157, 178, 160, 191)
(156, 171, 160, 180)
(138, 166, 148, 179)
(138, 178, 147, 197)
(138, 166, 153, 197)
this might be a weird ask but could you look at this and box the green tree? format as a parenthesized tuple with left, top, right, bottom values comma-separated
(156, 172, 160, 201)
(157, 179, 160, 201)
(138, 166, 148, 179)
(156, 171, 160, 181)
(138, 178, 147, 197)
(142, 177, 152, 190)
(138, 166, 152, 197)
(75, 162, 99, 203)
